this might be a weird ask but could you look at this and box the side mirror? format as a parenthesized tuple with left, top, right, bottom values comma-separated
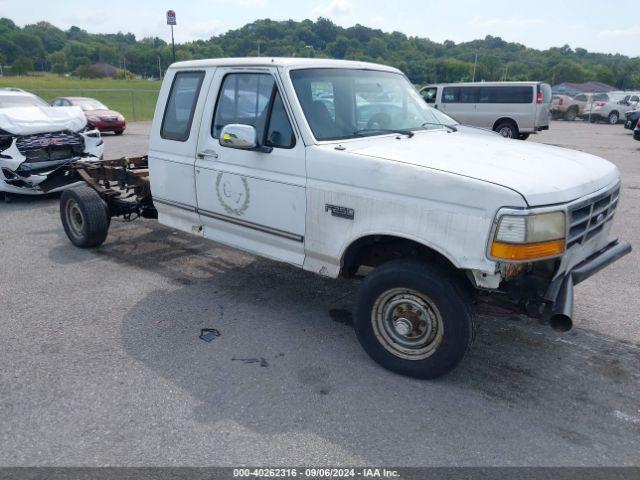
(219, 124, 258, 150)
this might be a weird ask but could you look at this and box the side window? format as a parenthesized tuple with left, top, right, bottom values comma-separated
(420, 87, 437, 104)
(212, 73, 274, 138)
(161, 71, 205, 141)
(51, 99, 60, 106)
(459, 87, 479, 103)
(212, 72, 295, 149)
(575, 94, 587, 102)
(442, 87, 459, 103)
(265, 91, 295, 148)
(479, 86, 533, 104)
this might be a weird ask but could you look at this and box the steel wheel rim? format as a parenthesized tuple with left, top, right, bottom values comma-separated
(66, 199, 85, 238)
(499, 126, 513, 138)
(371, 288, 444, 360)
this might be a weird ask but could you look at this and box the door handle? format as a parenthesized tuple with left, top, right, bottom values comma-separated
(197, 150, 218, 159)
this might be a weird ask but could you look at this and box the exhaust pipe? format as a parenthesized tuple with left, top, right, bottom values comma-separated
(550, 275, 574, 332)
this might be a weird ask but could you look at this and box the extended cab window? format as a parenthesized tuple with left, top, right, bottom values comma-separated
(161, 71, 205, 141)
(212, 73, 295, 149)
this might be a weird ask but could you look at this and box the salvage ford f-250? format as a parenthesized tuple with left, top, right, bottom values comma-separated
(42, 58, 631, 379)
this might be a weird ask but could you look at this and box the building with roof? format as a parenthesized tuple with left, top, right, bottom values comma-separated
(552, 81, 616, 96)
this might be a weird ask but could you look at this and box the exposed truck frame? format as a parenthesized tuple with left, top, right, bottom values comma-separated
(41, 156, 156, 220)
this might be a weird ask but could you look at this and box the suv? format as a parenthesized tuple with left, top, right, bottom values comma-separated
(0, 88, 103, 195)
(581, 92, 640, 124)
(419, 82, 551, 140)
(51, 59, 631, 379)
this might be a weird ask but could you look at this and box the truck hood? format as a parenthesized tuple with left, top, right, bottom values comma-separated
(0, 106, 87, 135)
(344, 130, 619, 206)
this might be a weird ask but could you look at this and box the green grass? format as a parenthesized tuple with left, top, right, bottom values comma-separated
(0, 74, 161, 121)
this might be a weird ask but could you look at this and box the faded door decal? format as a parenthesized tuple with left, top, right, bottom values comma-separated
(216, 172, 250, 216)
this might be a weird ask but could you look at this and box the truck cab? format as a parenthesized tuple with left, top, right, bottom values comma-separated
(55, 58, 631, 379)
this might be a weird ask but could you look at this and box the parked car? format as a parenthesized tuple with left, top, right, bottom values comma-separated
(580, 92, 639, 124)
(419, 82, 551, 140)
(624, 109, 640, 129)
(51, 97, 126, 134)
(44, 58, 630, 379)
(551, 93, 590, 121)
(0, 89, 103, 196)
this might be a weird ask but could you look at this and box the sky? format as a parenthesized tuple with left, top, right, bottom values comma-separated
(1, 0, 639, 57)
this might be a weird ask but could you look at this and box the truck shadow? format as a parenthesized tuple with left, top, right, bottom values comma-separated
(81, 220, 640, 462)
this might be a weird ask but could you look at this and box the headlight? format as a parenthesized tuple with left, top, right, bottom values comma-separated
(87, 115, 100, 122)
(490, 211, 565, 262)
(117, 115, 125, 122)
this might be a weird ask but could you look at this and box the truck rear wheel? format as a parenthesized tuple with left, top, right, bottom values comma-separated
(564, 107, 578, 121)
(60, 185, 110, 248)
(353, 258, 475, 379)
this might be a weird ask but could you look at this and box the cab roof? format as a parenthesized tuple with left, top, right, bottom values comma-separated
(0, 88, 36, 97)
(169, 57, 402, 73)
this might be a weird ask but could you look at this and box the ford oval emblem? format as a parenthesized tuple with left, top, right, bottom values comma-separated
(596, 213, 605, 224)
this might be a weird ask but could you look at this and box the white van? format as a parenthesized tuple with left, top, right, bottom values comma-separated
(420, 82, 552, 140)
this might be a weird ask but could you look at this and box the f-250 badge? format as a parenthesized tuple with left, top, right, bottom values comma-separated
(325, 204, 355, 220)
(216, 172, 250, 216)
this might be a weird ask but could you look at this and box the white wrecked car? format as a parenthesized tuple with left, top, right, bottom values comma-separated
(0, 88, 103, 195)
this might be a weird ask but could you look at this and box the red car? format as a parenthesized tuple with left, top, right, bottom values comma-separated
(51, 97, 126, 135)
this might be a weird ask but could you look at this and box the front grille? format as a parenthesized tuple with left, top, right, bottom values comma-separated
(102, 116, 118, 122)
(567, 185, 619, 247)
(16, 131, 84, 164)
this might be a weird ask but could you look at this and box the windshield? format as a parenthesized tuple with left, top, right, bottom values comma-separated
(0, 94, 49, 108)
(290, 68, 457, 141)
(72, 99, 108, 111)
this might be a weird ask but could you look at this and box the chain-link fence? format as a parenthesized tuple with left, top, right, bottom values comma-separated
(31, 89, 160, 122)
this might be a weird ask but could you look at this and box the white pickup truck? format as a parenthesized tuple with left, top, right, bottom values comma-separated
(44, 58, 631, 379)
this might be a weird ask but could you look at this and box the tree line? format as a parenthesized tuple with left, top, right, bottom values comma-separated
(1, 16, 639, 88)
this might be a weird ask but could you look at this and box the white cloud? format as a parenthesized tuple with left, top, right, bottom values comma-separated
(313, 0, 353, 17)
(470, 16, 544, 29)
(598, 25, 640, 39)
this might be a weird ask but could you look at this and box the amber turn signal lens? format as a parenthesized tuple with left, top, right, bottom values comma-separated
(491, 239, 565, 261)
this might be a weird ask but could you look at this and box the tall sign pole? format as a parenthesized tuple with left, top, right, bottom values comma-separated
(167, 10, 176, 63)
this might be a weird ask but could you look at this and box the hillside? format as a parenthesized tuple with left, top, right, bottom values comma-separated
(1, 16, 639, 88)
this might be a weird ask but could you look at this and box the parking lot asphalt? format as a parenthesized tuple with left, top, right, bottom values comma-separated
(1, 121, 639, 466)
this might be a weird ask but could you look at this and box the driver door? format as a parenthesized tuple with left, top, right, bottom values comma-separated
(194, 67, 306, 266)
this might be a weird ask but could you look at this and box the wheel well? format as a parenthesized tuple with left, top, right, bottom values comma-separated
(493, 117, 518, 132)
(340, 235, 458, 278)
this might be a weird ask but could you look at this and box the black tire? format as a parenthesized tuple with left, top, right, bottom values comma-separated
(353, 258, 475, 379)
(114, 129, 124, 135)
(564, 107, 578, 121)
(518, 133, 530, 141)
(494, 121, 518, 139)
(60, 185, 110, 248)
(608, 111, 620, 125)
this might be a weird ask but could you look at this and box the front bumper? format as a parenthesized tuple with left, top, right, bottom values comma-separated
(89, 120, 126, 132)
(547, 237, 631, 326)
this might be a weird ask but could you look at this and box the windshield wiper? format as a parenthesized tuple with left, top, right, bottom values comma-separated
(353, 128, 415, 138)
(421, 122, 458, 132)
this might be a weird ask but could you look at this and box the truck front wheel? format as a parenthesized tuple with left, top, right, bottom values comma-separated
(354, 259, 475, 379)
(60, 185, 110, 248)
